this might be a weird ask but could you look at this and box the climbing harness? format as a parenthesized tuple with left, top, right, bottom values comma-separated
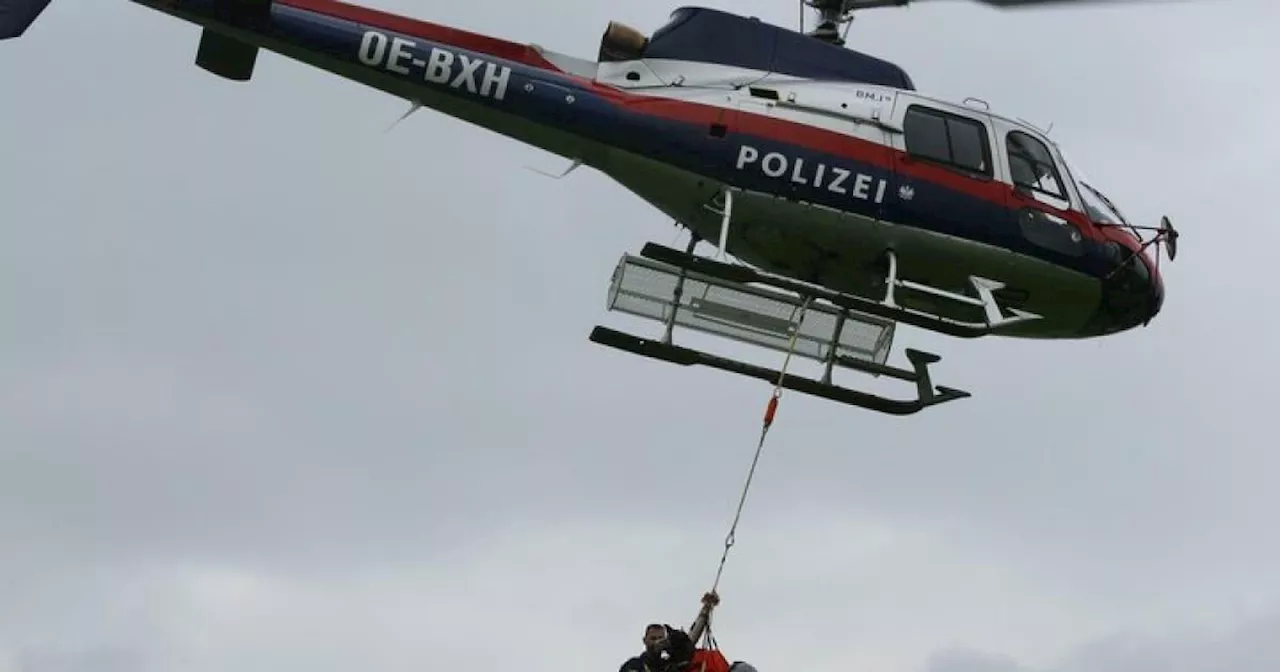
(709, 295, 814, 594)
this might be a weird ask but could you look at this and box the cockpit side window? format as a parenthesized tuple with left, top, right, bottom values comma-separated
(1006, 130, 1067, 202)
(902, 105, 992, 177)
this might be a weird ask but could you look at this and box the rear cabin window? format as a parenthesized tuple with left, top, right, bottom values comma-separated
(903, 105, 991, 176)
(1006, 130, 1067, 201)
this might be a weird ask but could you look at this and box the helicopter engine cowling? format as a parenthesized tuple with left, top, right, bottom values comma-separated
(598, 20, 647, 62)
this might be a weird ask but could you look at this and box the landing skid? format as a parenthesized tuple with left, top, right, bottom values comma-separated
(588, 242, 998, 415)
(590, 325, 967, 415)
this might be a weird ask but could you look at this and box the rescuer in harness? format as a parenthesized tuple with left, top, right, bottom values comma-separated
(619, 592, 736, 672)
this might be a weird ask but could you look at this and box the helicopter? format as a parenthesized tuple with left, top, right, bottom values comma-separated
(2, 0, 1181, 415)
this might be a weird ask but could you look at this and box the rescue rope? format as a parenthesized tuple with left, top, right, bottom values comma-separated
(709, 296, 813, 595)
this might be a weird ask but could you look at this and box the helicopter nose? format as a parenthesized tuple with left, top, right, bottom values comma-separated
(1084, 243, 1162, 336)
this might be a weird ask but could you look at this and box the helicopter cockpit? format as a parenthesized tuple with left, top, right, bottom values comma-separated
(1012, 132, 1136, 234)
(597, 6, 915, 89)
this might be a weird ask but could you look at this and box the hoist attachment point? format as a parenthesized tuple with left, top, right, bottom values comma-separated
(588, 244, 971, 415)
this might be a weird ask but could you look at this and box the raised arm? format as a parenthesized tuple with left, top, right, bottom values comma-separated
(688, 591, 721, 645)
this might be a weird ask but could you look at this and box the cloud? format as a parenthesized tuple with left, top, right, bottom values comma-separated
(928, 649, 1028, 672)
(924, 604, 1280, 672)
(8, 646, 150, 672)
(3, 1, 1279, 672)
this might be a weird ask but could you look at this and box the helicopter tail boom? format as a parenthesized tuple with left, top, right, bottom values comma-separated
(115, 0, 602, 162)
(273, 0, 561, 72)
(129, 0, 564, 72)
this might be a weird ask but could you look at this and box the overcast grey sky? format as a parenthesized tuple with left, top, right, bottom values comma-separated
(2, 1, 1279, 671)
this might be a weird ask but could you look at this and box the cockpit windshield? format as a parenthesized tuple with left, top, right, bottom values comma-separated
(1063, 159, 1129, 227)
(1077, 181, 1128, 227)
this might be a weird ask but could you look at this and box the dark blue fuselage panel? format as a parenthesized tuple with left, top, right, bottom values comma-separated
(0, 0, 53, 39)
(643, 6, 915, 90)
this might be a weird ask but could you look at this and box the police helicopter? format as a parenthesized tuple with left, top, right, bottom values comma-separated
(2, 0, 1181, 415)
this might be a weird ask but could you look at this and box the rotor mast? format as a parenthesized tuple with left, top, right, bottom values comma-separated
(803, 0, 909, 46)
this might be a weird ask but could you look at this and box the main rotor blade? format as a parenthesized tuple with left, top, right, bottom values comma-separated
(967, 0, 1190, 7)
(829, 0, 1190, 16)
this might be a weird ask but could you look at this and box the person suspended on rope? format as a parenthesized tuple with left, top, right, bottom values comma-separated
(620, 325, 800, 672)
(619, 592, 721, 672)
(619, 623, 691, 672)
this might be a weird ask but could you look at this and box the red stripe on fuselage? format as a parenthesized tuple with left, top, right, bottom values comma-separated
(640, 92, 1121, 241)
(278, 0, 560, 71)
(611, 95, 1110, 240)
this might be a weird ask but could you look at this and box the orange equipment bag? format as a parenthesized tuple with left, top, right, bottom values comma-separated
(688, 648, 731, 672)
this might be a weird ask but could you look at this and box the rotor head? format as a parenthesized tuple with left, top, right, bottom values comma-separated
(803, 0, 909, 45)
(802, 0, 1196, 46)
